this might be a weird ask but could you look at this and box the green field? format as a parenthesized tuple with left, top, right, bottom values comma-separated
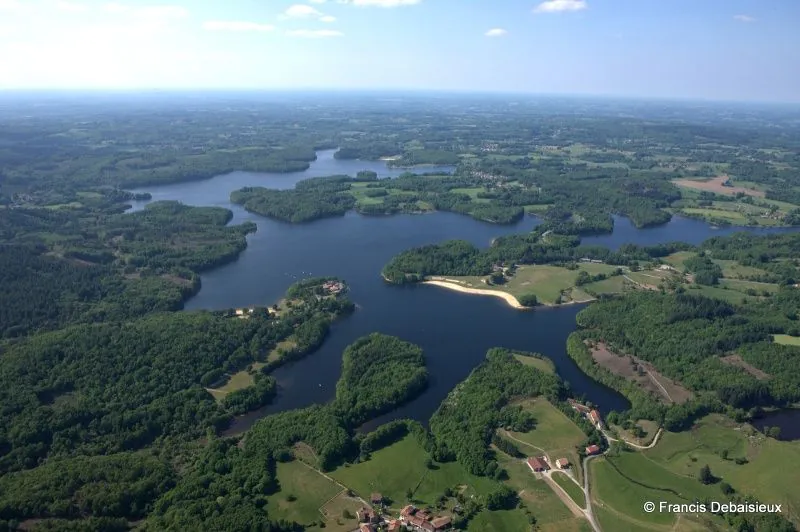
(552, 472, 586, 508)
(592, 415, 800, 529)
(507, 399, 586, 482)
(718, 277, 778, 294)
(686, 285, 750, 304)
(662, 251, 695, 269)
(495, 453, 589, 532)
(590, 452, 720, 529)
(774, 334, 800, 346)
(446, 263, 620, 305)
(330, 435, 497, 507)
(267, 460, 343, 528)
(644, 415, 800, 524)
(467, 507, 532, 532)
(580, 275, 629, 296)
(711, 259, 770, 279)
(513, 353, 555, 374)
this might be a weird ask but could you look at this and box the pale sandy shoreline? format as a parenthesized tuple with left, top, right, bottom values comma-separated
(421, 278, 596, 310)
(422, 279, 528, 309)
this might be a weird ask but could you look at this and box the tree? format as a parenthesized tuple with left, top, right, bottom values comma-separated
(699, 464, 714, 485)
(767, 426, 782, 439)
(406, 489, 413, 501)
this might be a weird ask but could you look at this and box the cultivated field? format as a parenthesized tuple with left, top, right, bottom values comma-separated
(672, 175, 765, 197)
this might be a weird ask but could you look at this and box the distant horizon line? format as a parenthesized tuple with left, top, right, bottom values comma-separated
(0, 88, 798, 106)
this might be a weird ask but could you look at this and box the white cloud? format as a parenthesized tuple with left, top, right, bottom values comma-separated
(534, 0, 587, 13)
(320, 15, 336, 22)
(0, 0, 20, 10)
(284, 4, 323, 18)
(56, 1, 88, 11)
(484, 28, 507, 37)
(286, 28, 343, 38)
(309, 0, 326, 3)
(733, 14, 755, 23)
(336, 0, 421, 6)
(203, 20, 275, 32)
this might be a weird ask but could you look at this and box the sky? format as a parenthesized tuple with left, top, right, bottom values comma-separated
(1, 0, 799, 102)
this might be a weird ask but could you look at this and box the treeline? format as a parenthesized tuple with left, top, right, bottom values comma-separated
(429, 348, 565, 477)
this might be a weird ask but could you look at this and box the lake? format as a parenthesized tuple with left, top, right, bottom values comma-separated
(127, 150, 798, 433)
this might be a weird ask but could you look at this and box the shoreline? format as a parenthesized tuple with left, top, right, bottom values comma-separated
(422, 279, 529, 309)
(421, 278, 596, 310)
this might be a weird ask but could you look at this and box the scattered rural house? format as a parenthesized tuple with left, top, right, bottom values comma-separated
(386, 519, 401, 531)
(359, 524, 377, 532)
(586, 444, 601, 456)
(568, 399, 591, 415)
(527, 456, 550, 473)
(588, 409, 603, 429)
(415, 510, 431, 521)
(556, 458, 570, 469)
(658, 264, 676, 272)
(370, 493, 383, 506)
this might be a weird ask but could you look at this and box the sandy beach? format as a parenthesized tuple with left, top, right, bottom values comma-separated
(422, 279, 528, 310)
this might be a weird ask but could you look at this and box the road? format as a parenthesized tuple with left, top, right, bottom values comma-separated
(511, 425, 665, 532)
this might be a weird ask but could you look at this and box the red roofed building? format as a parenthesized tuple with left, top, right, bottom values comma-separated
(359, 524, 376, 532)
(556, 458, 570, 469)
(586, 444, 601, 456)
(416, 510, 431, 521)
(527, 456, 549, 472)
(387, 519, 401, 531)
(588, 409, 603, 429)
(400, 505, 417, 519)
(431, 516, 453, 530)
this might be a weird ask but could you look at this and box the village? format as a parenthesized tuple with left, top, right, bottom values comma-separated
(352, 494, 453, 532)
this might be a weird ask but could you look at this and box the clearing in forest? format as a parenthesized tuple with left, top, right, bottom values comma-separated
(589, 342, 693, 404)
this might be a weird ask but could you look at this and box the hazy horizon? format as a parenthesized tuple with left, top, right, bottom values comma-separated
(1, 0, 799, 103)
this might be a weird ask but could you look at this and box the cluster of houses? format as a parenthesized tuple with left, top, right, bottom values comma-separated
(526, 455, 570, 473)
(399, 505, 451, 531)
(322, 280, 345, 294)
(355, 496, 452, 532)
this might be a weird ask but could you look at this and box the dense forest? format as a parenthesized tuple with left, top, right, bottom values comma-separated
(572, 289, 800, 429)
(429, 349, 565, 477)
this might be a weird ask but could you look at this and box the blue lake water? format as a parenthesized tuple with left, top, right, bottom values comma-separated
(126, 151, 799, 433)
